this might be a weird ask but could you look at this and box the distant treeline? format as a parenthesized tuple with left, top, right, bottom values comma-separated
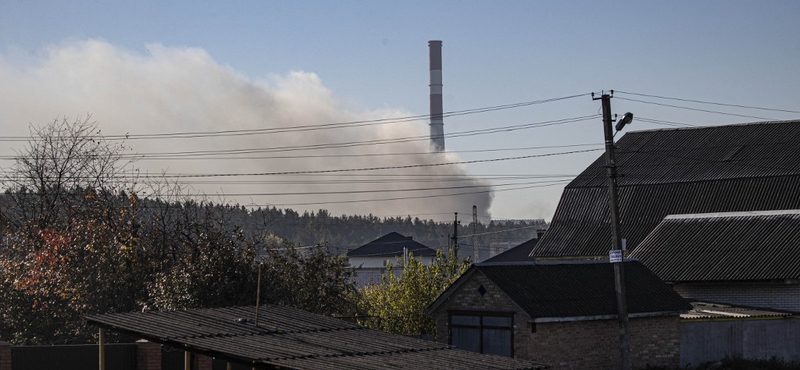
(202, 204, 546, 252)
(0, 191, 544, 253)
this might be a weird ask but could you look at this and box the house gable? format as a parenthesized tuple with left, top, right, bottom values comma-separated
(428, 262, 687, 369)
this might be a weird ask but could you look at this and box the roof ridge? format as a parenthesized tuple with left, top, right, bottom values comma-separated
(665, 209, 800, 219)
(567, 173, 800, 189)
(625, 119, 800, 135)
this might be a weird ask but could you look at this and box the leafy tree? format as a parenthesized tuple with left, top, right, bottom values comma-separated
(358, 250, 469, 336)
(259, 244, 360, 317)
(3, 116, 137, 230)
(0, 196, 150, 344)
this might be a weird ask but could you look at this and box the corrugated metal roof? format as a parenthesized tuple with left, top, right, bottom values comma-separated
(533, 120, 800, 258)
(483, 238, 538, 263)
(430, 261, 691, 320)
(87, 305, 546, 370)
(347, 232, 436, 257)
(682, 302, 794, 320)
(629, 210, 800, 281)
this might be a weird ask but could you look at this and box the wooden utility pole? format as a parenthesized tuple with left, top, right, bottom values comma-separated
(595, 91, 631, 370)
(451, 213, 459, 258)
(98, 328, 106, 370)
(255, 263, 262, 327)
(472, 205, 478, 262)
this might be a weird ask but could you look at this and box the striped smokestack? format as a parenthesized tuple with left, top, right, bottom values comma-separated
(429, 40, 445, 152)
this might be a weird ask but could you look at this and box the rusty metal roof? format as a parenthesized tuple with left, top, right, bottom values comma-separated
(533, 120, 800, 258)
(87, 305, 546, 370)
(682, 301, 795, 320)
(629, 210, 800, 282)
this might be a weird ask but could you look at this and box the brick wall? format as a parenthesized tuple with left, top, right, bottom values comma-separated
(0, 342, 11, 370)
(136, 340, 161, 370)
(194, 354, 212, 370)
(433, 273, 531, 357)
(672, 282, 800, 312)
(432, 272, 682, 370)
(528, 316, 681, 370)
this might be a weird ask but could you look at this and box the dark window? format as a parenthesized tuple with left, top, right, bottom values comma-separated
(449, 312, 513, 357)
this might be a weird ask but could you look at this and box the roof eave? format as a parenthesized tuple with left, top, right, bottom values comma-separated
(532, 310, 689, 323)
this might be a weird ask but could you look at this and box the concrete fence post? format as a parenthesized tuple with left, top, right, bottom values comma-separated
(136, 340, 162, 370)
(0, 341, 12, 370)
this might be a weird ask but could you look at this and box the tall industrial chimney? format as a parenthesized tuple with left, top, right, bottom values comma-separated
(429, 40, 445, 152)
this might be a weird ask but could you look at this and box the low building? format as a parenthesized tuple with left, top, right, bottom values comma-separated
(680, 302, 799, 366)
(347, 232, 437, 286)
(86, 305, 547, 370)
(630, 210, 800, 313)
(426, 260, 691, 370)
(629, 210, 800, 366)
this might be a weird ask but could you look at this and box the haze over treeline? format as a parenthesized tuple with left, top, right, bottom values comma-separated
(0, 40, 493, 219)
(0, 116, 536, 344)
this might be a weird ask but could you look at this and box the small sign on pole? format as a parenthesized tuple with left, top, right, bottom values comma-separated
(609, 249, 623, 263)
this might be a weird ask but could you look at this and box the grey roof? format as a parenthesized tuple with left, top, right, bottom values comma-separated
(87, 305, 546, 370)
(629, 210, 800, 282)
(347, 232, 436, 257)
(682, 301, 795, 320)
(428, 260, 691, 321)
(483, 238, 538, 263)
(533, 120, 800, 258)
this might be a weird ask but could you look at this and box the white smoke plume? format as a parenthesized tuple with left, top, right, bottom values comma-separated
(0, 40, 492, 219)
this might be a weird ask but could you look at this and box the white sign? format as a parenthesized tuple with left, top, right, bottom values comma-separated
(609, 249, 623, 263)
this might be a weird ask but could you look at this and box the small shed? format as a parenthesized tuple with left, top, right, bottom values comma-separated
(87, 305, 547, 370)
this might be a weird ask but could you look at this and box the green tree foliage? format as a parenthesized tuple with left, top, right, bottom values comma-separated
(358, 250, 470, 336)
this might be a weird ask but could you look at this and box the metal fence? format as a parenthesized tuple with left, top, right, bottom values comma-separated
(12, 343, 136, 370)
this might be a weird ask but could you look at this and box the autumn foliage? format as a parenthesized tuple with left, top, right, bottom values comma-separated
(0, 118, 359, 344)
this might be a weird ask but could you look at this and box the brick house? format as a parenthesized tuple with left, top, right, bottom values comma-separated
(426, 260, 692, 370)
(523, 120, 800, 365)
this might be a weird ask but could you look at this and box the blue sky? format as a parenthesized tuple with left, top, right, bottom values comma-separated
(1, 1, 799, 221)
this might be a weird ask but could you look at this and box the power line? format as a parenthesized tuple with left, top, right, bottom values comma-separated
(615, 97, 778, 121)
(0, 148, 600, 180)
(96, 148, 604, 179)
(616, 91, 800, 115)
(0, 115, 595, 161)
(0, 94, 589, 142)
(108, 115, 598, 159)
(636, 117, 698, 128)
(25, 143, 600, 162)
(140, 179, 555, 198)
(148, 174, 578, 186)
(457, 224, 544, 239)
(250, 181, 571, 208)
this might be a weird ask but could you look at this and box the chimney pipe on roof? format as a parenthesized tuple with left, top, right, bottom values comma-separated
(429, 40, 445, 152)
